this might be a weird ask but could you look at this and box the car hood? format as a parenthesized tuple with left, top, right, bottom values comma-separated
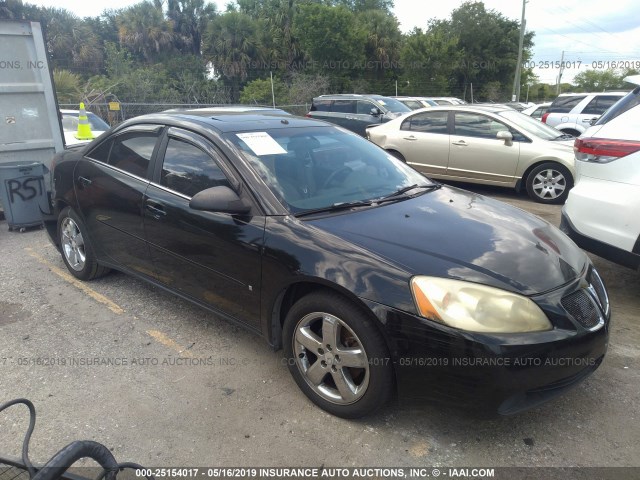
(308, 186, 587, 296)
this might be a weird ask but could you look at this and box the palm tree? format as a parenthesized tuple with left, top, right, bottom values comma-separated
(167, 0, 217, 55)
(116, 1, 176, 62)
(202, 12, 259, 102)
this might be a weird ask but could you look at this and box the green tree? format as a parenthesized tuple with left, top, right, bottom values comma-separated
(355, 9, 401, 89)
(116, 1, 176, 62)
(53, 69, 82, 103)
(167, 0, 218, 55)
(293, 4, 366, 77)
(573, 69, 633, 92)
(240, 77, 289, 105)
(445, 1, 534, 99)
(203, 11, 260, 101)
(399, 24, 461, 96)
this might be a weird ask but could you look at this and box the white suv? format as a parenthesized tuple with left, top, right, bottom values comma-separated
(542, 92, 627, 136)
(560, 76, 640, 269)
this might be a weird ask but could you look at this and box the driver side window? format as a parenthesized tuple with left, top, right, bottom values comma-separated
(161, 138, 230, 198)
(357, 101, 377, 115)
(454, 112, 509, 139)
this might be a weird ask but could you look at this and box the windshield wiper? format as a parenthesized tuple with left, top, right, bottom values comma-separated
(294, 200, 375, 218)
(293, 184, 442, 218)
(378, 183, 442, 201)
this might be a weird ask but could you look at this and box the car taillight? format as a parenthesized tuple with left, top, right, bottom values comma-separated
(574, 137, 640, 163)
(541, 113, 549, 123)
(305, 113, 311, 117)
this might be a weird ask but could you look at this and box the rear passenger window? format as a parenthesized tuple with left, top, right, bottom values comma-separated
(331, 100, 356, 113)
(582, 96, 622, 115)
(108, 132, 158, 178)
(87, 138, 113, 163)
(161, 138, 230, 198)
(549, 96, 586, 113)
(311, 100, 332, 112)
(401, 111, 448, 133)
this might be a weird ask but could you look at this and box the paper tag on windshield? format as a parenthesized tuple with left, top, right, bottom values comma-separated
(236, 132, 287, 156)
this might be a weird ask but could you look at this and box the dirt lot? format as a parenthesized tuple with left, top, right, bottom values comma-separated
(1, 184, 639, 473)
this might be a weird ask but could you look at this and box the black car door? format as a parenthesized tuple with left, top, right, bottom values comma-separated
(143, 127, 265, 328)
(75, 125, 162, 275)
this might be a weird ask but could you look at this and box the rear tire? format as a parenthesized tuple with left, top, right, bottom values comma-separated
(58, 207, 109, 280)
(283, 291, 394, 418)
(525, 162, 573, 204)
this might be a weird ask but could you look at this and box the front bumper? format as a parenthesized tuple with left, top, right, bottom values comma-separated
(364, 267, 610, 414)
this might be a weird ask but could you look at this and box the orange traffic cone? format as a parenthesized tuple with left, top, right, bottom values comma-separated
(75, 102, 94, 140)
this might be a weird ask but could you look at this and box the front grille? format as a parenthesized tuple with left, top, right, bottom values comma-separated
(588, 268, 609, 314)
(561, 290, 601, 329)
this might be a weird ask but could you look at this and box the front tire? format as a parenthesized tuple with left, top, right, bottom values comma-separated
(58, 207, 109, 280)
(283, 291, 394, 418)
(525, 162, 573, 204)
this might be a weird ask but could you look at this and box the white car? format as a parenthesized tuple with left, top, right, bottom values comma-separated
(522, 102, 551, 120)
(542, 92, 627, 136)
(60, 109, 110, 146)
(366, 105, 576, 203)
(561, 76, 640, 269)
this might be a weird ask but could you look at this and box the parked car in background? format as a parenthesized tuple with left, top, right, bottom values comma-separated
(423, 97, 466, 105)
(392, 96, 438, 109)
(46, 111, 609, 418)
(60, 109, 110, 146)
(561, 77, 640, 270)
(542, 92, 627, 136)
(522, 102, 551, 120)
(366, 105, 576, 203)
(504, 102, 530, 111)
(306, 94, 410, 136)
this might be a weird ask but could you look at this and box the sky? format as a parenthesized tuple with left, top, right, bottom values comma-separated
(29, 0, 640, 87)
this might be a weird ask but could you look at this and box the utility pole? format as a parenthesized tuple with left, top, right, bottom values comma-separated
(512, 0, 527, 102)
(556, 51, 565, 95)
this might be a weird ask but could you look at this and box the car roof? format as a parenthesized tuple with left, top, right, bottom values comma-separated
(555, 91, 627, 97)
(418, 104, 513, 113)
(313, 94, 391, 100)
(118, 112, 330, 134)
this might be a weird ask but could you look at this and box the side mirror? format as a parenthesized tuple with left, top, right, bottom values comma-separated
(190, 186, 251, 214)
(496, 130, 513, 145)
(370, 107, 381, 117)
(589, 117, 598, 126)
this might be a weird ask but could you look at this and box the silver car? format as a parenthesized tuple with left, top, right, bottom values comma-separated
(366, 105, 576, 203)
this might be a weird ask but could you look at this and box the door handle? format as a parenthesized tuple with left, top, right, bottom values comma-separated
(78, 176, 92, 187)
(452, 140, 467, 146)
(145, 201, 166, 218)
(403, 135, 417, 141)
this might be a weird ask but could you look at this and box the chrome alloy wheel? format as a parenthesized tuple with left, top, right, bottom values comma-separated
(531, 168, 567, 200)
(60, 217, 86, 271)
(293, 312, 370, 405)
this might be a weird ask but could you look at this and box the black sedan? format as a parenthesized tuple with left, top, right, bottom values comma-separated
(45, 112, 610, 418)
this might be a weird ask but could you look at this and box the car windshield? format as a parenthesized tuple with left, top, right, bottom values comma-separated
(376, 97, 412, 113)
(497, 109, 566, 140)
(225, 126, 431, 214)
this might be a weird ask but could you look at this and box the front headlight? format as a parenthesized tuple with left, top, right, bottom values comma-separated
(410, 276, 552, 333)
